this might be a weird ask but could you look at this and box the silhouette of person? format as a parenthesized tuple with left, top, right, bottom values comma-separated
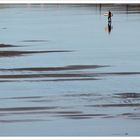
(104, 10, 113, 34)
(108, 10, 112, 22)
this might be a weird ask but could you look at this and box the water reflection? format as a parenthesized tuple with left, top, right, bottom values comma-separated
(105, 21, 113, 34)
(108, 21, 112, 34)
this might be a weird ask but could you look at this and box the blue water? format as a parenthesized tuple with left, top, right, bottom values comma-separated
(0, 4, 140, 136)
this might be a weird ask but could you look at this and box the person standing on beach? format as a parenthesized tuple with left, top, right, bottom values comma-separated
(108, 10, 112, 22)
(104, 10, 113, 34)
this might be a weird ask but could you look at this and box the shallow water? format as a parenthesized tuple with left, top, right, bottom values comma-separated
(0, 4, 140, 136)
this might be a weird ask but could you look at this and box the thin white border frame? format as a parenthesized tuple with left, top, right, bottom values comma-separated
(0, 137, 140, 139)
(0, 0, 140, 3)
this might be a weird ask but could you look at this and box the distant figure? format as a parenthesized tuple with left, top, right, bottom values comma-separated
(108, 10, 112, 22)
(104, 10, 113, 34)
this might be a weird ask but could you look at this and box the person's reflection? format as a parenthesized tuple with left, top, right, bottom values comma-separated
(108, 21, 112, 34)
(105, 21, 113, 34)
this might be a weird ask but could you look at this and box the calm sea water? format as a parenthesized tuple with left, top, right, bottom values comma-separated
(0, 4, 140, 136)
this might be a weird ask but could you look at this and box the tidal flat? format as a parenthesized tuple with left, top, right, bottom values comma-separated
(0, 4, 140, 136)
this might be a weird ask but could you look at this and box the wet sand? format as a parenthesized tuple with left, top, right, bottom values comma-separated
(0, 65, 108, 71)
(0, 50, 73, 57)
(0, 92, 140, 122)
(0, 44, 19, 48)
(0, 4, 140, 136)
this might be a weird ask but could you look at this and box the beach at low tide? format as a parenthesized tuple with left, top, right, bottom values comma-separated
(0, 4, 140, 136)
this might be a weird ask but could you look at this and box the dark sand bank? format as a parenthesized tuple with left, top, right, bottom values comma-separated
(95, 72, 140, 76)
(0, 119, 46, 123)
(0, 78, 99, 82)
(114, 92, 140, 98)
(0, 65, 108, 71)
(0, 72, 139, 79)
(0, 91, 140, 123)
(22, 40, 48, 42)
(0, 44, 19, 48)
(0, 112, 139, 123)
(0, 96, 44, 100)
(88, 104, 140, 107)
(0, 73, 92, 78)
(0, 106, 58, 111)
(0, 50, 73, 57)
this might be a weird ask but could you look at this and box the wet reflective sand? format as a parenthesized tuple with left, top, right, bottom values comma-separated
(0, 4, 140, 136)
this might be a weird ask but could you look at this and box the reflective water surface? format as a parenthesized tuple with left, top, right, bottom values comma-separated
(0, 4, 140, 136)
